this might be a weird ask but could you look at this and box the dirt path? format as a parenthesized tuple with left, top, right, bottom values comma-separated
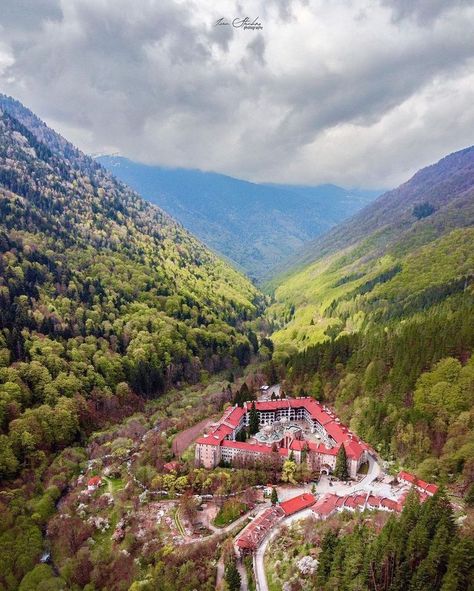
(172, 416, 213, 457)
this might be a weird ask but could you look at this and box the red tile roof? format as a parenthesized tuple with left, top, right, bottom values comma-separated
(367, 495, 381, 507)
(311, 493, 340, 517)
(196, 397, 369, 462)
(195, 423, 233, 446)
(344, 496, 358, 508)
(87, 476, 101, 487)
(163, 461, 179, 472)
(236, 506, 284, 550)
(398, 471, 439, 496)
(252, 400, 291, 412)
(307, 442, 339, 456)
(224, 406, 246, 427)
(381, 498, 399, 511)
(344, 439, 365, 459)
(289, 439, 308, 451)
(221, 440, 288, 456)
(279, 492, 316, 516)
(236, 537, 255, 549)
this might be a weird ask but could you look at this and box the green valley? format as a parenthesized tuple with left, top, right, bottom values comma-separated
(2, 3, 474, 591)
(0, 95, 270, 591)
(268, 147, 474, 489)
(0, 95, 473, 591)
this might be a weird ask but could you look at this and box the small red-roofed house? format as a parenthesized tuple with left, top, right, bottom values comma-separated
(235, 506, 284, 555)
(163, 461, 179, 473)
(280, 493, 316, 516)
(87, 476, 102, 491)
(311, 494, 340, 520)
(424, 483, 439, 496)
(398, 471, 439, 497)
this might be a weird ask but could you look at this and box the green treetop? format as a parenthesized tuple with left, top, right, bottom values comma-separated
(224, 556, 241, 591)
(271, 487, 278, 505)
(334, 443, 349, 480)
(248, 402, 259, 435)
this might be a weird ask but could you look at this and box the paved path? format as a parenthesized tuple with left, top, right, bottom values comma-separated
(216, 551, 250, 591)
(172, 417, 213, 456)
(316, 453, 382, 497)
(216, 554, 225, 590)
(210, 502, 269, 535)
(253, 454, 383, 591)
(253, 508, 314, 591)
(237, 557, 249, 590)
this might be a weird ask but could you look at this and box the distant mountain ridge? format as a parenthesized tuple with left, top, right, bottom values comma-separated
(275, 145, 474, 278)
(268, 144, 474, 349)
(97, 155, 380, 280)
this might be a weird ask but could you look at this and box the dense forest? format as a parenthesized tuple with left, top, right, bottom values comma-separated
(0, 95, 270, 590)
(0, 94, 266, 479)
(266, 489, 473, 591)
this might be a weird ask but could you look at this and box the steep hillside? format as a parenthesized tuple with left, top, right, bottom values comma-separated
(268, 146, 474, 487)
(275, 145, 474, 278)
(0, 93, 265, 476)
(97, 155, 379, 280)
(270, 146, 474, 349)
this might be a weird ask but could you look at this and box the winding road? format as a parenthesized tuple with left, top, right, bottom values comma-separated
(253, 453, 382, 591)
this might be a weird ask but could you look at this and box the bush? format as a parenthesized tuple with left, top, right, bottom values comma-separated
(213, 500, 247, 527)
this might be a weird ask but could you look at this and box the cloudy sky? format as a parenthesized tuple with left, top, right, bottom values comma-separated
(1, 0, 474, 188)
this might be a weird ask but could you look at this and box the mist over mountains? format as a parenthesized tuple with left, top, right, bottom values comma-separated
(97, 155, 380, 280)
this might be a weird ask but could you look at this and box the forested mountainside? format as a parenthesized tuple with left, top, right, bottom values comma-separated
(269, 146, 474, 488)
(0, 93, 265, 481)
(98, 155, 379, 280)
(273, 145, 474, 278)
(267, 488, 473, 591)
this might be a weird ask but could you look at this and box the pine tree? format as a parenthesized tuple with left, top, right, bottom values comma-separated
(271, 487, 278, 505)
(248, 329, 259, 353)
(465, 483, 474, 506)
(334, 443, 348, 480)
(248, 402, 259, 435)
(317, 530, 339, 585)
(225, 557, 241, 591)
(441, 538, 474, 591)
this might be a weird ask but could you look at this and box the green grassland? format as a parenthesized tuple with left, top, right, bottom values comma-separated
(270, 227, 474, 351)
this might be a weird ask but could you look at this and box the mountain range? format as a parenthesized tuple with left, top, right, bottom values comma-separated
(97, 155, 380, 280)
(270, 144, 474, 349)
(0, 94, 473, 591)
(269, 143, 474, 502)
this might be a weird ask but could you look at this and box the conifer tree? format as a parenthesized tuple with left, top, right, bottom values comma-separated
(271, 487, 278, 505)
(224, 557, 241, 591)
(440, 538, 474, 591)
(317, 530, 339, 585)
(334, 443, 348, 480)
(248, 402, 259, 435)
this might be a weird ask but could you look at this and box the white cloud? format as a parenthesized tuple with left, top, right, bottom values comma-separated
(1, 0, 474, 188)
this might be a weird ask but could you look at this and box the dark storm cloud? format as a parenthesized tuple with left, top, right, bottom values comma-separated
(0, 0, 473, 187)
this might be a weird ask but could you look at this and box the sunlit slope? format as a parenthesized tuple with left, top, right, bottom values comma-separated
(269, 146, 474, 353)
